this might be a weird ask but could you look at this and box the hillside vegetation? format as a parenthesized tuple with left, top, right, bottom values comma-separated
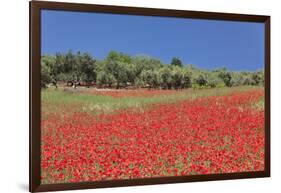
(41, 50, 264, 90)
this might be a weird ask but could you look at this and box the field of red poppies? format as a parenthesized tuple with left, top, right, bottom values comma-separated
(41, 87, 264, 184)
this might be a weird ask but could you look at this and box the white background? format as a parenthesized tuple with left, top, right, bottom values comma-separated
(0, 0, 280, 192)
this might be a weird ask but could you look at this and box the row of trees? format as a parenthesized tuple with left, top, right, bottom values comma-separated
(41, 50, 264, 89)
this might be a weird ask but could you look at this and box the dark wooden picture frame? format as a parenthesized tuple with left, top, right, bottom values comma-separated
(30, 1, 270, 192)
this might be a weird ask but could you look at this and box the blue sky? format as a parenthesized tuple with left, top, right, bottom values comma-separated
(41, 10, 264, 71)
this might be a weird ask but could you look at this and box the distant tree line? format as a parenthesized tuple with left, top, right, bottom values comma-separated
(41, 50, 264, 89)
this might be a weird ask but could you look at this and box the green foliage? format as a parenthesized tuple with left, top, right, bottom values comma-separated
(158, 66, 172, 89)
(183, 69, 192, 86)
(132, 55, 162, 74)
(213, 68, 232, 87)
(41, 50, 264, 89)
(192, 71, 208, 87)
(207, 73, 225, 88)
(41, 60, 52, 88)
(139, 70, 159, 88)
(41, 51, 96, 88)
(251, 71, 264, 86)
(41, 55, 56, 88)
(171, 66, 184, 89)
(103, 51, 132, 88)
(77, 52, 96, 83)
(96, 71, 115, 87)
(171, 57, 183, 67)
(230, 72, 245, 86)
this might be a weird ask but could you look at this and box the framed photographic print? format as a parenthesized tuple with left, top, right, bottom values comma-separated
(30, 1, 270, 192)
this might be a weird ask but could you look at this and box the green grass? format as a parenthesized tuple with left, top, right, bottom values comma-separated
(42, 86, 261, 115)
(41, 86, 262, 116)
